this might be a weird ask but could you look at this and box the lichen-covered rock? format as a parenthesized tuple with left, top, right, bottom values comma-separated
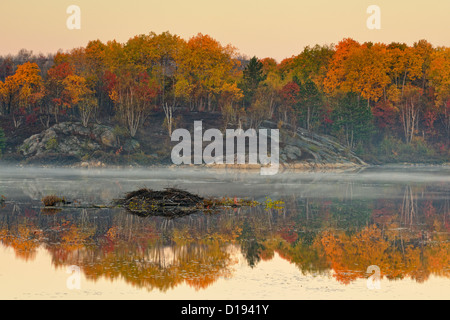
(123, 139, 141, 153)
(19, 122, 117, 157)
(261, 120, 366, 167)
(100, 129, 116, 148)
(284, 145, 302, 161)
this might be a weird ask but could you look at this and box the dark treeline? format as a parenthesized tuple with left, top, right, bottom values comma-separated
(0, 32, 449, 162)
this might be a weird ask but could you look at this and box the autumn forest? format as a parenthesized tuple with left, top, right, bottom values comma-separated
(0, 32, 449, 163)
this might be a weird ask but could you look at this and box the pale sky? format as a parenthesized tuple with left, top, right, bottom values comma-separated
(0, 0, 449, 62)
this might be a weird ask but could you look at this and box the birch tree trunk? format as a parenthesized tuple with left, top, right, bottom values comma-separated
(163, 102, 175, 136)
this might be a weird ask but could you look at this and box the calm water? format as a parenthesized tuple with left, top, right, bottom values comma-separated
(0, 165, 449, 300)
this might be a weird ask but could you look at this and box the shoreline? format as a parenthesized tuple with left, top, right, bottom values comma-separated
(0, 160, 448, 173)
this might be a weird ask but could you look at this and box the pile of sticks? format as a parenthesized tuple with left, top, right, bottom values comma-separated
(115, 188, 205, 217)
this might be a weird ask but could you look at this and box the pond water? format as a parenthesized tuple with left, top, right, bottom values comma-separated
(0, 165, 449, 300)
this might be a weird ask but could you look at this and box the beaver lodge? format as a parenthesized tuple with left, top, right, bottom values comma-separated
(115, 188, 257, 218)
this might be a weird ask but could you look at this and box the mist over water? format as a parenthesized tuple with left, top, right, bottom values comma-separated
(0, 165, 448, 202)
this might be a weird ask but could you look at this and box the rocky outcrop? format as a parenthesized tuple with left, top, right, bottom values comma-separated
(203, 121, 366, 171)
(16, 119, 366, 169)
(266, 120, 367, 167)
(19, 122, 119, 157)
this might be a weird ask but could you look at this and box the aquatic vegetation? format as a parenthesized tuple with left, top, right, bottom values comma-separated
(263, 197, 285, 211)
(202, 197, 259, 212)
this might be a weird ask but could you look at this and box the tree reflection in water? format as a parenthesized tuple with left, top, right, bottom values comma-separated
(0, 184, 448, 291)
